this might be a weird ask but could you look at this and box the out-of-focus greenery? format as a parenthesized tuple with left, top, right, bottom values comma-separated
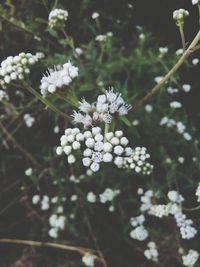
(0, 1, 200, 267)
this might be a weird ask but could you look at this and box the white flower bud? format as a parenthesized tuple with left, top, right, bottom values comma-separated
(76, 133, 84, 141)
(114, 145, 124, 155)
(56, 146, 63, 155)
(90, 162, 100, 172)
(110, 137, 120, 145)
(85, 138, 95, 148)
(115, 130, 123, 137)
(103, 153, 113, 162)
(82, 157, 92, 167)
(63, 145, 72, 155)
(92, 127, 101, 135)
(120, 137, 129, 146)
(103, 142, 113, 152)
(83, 148, 92, 157)
(67, 154, 76, 164)
(72, 141, 81, 150)
(105, 132, 114, 140)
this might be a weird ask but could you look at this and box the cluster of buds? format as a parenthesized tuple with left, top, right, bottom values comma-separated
(40, 61, 78, 95)
(48, 9, 68, 28)
(0, 52, 44, 89)
(173, 9, 189, 26)
(56, 127, 153, 174)
(72, 88, 132, 127)
(144, 242, 159, 262)
(182, 249, 199, 267)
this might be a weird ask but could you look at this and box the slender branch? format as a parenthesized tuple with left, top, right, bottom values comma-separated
(0, 121, 39, 167)
(183, 204, 200, 211)
(24, 83, 69, 119)
(0, 239, 105, 265)
(131, 30, 200, 112)
(179, 26, 186, 51)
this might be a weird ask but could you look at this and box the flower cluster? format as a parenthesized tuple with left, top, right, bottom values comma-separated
(23, 113, 35, 128)
(49, 214, 66, 238)
(0, 52, 43, 89)
(40, 61, 78, 95)
(195, 183, 200, 202)
(130, 189, 197, 243)
(48, 9, 68, 28)
(148, 190, 197, 240)
(160, 117, 192, 141)
(95, 32, 113, 42)
(32, 194, 66, 238)
(32, 195, 50, 210)
(173, 9, 189, 22)
(56, 127, 153, 174)
(144, 242, 159, 262)
(72, 88, 131, 127)
(130, 225, 149, 241)
(182, 249, 199, 267)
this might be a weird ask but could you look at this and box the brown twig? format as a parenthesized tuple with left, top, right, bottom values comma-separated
(0, 238, 105, 265)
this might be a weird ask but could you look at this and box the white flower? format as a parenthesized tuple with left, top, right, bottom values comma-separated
(32, 195, 40, 205)
(70, 194, 78, 201)
(173, 9, 189, 21)
(159, 47, 168, 54)
(87, 192, 97, 203)
(68, 154, 76, 164)
(144, 242, 159, 262)
(23, 113, 35, 127)
(48, 9, 68, 28)
(0, 52, 42, 88)
(25, 168, 33, 176)
(154, 76, 163, 84)
(90, 162, 100, 172)
(145, 104, 153, 112)
(92, 12, 99, 19)
(182, 84, 191, 92)
(41, 195, 50, 210)
(130, 225, 149, 241)
(170, 101, 182, 109)
(95, 34, 107, 42)
(82, 254, 95, 267)
(99, 188, 120, 203)
(167, 190, 184, 203)
(182, 249, 199, 266)
(195, 183, 200, 202)
(183, 132, 192, 141)
(48, 228, 58, 238)
(176, 48, 184, 55)
(40, 61, 78, 95)
(103, 152, 113, 162)
(192, 58, 199, 65)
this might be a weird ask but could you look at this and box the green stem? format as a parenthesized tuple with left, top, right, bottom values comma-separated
(183, 204, 200, 211)
(24, 83, 69, 119)
(131, 30, 200, 112)
(104, 123, 109, 141)
(179, 25, 186, 51)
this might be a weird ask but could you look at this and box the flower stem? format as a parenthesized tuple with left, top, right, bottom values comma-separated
(183, 204, 200, 211)
(104, 123, 109, 141)
(179, 25, 186, 51)
(25, 83, 69, 119)
(131, 30, 200, 112)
